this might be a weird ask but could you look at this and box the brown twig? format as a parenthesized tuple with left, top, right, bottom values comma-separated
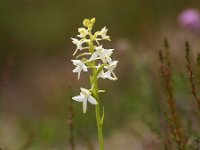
(67, 87, 75, 150)
(158, 39, 186, 150)
(197, 53, 200, 68)
(197, 53, 200, 89)
(185, 41, 200, 110)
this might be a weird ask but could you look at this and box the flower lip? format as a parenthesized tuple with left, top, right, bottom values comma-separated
(72, 87, 97, 113)
(81, 87, 91, 96)
(71, 60, 88, 80)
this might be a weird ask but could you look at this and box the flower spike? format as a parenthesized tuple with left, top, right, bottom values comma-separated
(70, 18, 118, 150)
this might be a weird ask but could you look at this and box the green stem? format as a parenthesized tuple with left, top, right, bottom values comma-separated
(94, 77, 104, 150)
(90, 72, 104, 150)
(96, 105, 104, 150)
(89, 35, 104, 150)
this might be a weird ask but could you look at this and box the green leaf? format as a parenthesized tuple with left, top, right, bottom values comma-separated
(90, 90, 98, 100)
(100, 107, 104, 125)
(94, 64, 106, 78)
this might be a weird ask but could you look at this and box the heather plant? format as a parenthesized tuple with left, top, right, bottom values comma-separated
(156, 39, 200, 150)
(159, 39, 186, 150)
(71, 18, 118, 150)
(185, 42, 200, 111)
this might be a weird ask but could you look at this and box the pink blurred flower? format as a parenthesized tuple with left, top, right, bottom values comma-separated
(178, 9, 200, 33)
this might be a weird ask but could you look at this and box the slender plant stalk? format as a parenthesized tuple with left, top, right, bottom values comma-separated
(185, 41, 200, 110)
(197, 53, 200, 88)
(159, 39, 186, 150)
(67, 87, 75, 150)
(89, 38, 104, 150)
(94, 82, 104, 150)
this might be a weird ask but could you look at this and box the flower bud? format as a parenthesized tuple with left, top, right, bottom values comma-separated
(83, 18, 96, 28)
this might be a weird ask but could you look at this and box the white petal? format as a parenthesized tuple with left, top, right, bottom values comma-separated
(106, 49, 113, 55)
(103, 71, 111, 79)
(83, 99, 87, 113)
(72, 67, 80, 73)
(71, 60, 80, 65)
(110, 60, 118, 66)
(81, 88, 90, 96)
(88, 96, 98, 105)
(99, 53, 106, 63)
(106, 57, 112, 64)
(95, 45, 103, 51)
(73, 49, 79, 56)
(71, 38, 78, 44)
(82, 64, 88, 72)
(77, 70, 81, 80)
(111, 71, 117, 80)
(90, 51, 99, 60)
(72, 95, 84, 102)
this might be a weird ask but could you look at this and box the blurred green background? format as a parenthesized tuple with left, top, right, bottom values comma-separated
(0, 0, 200, 149)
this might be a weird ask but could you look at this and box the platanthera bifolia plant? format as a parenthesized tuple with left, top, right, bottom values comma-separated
(71, 18, 118, 150)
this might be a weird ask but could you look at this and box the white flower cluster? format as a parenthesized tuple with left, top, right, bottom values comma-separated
(71, 18, 118, 113)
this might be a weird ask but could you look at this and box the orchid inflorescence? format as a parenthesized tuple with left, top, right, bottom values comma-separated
(71, 18, 118, 113)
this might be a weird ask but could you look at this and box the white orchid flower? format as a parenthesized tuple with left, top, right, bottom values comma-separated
(72, 87, 98, 113)
(77, 27, 88, 38)
(71, 18, 118, 117)
(99, 27, 110, 40)
(71, 38, 89, 56)
(102, 61, 118, 80)
(89, 45, 114, 63)
(71, 60, 88, 80)
(71, 38, 83, 55)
